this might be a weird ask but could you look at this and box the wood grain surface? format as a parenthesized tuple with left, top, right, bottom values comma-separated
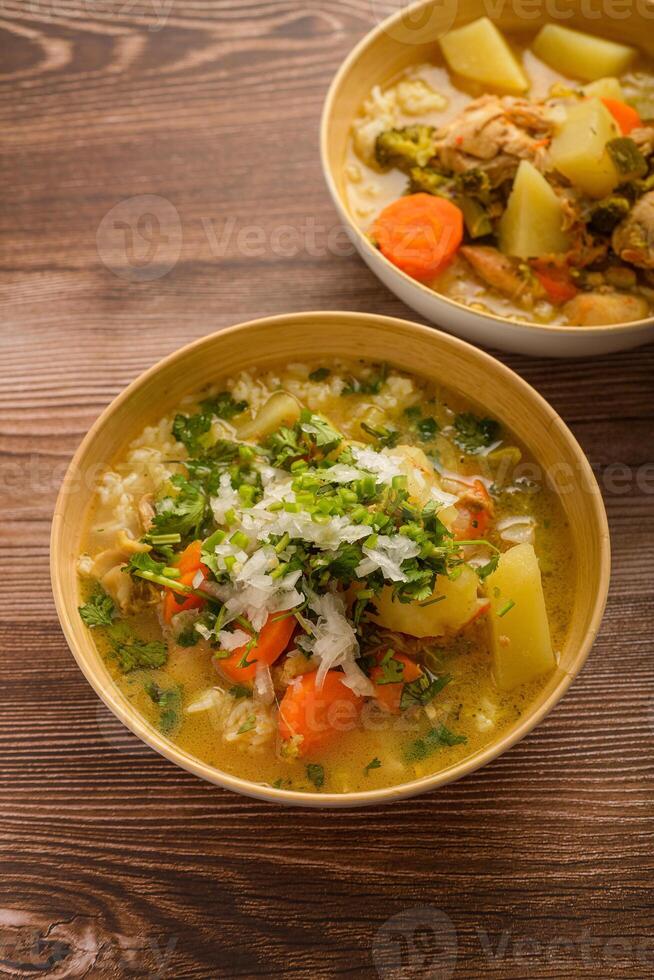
(1, 2, 653, 977)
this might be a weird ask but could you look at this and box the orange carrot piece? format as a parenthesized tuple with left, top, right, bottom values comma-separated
(176, 539, 204, 575)
(601, 97, 642, 135)
(278, 669, 363, 755)
(370, 652, 422, 715)
(216, 614, 296, 684)
(163, 568, 206, 623)
(452, 479, 493, 541)
(163, 540, 209, 624)
(532, 265, 578, 305)
(372, 193, 464, 282)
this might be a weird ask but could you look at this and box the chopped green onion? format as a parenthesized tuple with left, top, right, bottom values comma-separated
(498, 599, 515, 617)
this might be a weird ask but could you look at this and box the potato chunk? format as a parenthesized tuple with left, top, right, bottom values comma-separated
(582, 77, 624, 101)
(371, 566, 486, 638)
(499, 161, 570, 258)
(485, 543, 555, 691)
(440, 18, 528, 95)
(548, 98, 620, 198)
(532, 24, 635, 81)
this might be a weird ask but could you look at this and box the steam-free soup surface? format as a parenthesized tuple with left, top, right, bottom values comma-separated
(346, 21, 654, 327)
(79, 360, 573, 794)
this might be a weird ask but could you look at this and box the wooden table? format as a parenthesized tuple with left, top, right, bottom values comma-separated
(2, 2, 653, 977)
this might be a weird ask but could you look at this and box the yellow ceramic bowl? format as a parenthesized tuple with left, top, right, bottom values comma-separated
(51, 312, 610, 806)
(321, 0, 654, 357)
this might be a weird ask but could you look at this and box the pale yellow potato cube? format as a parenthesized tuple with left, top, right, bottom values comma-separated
(583, 77, 624, 101)
(548, 98, 620, 198)
(499, 160, 570, 258)
(440, 17, 528, 95)
(371, 566, 486, 638)
(485, 543, 555, 691)
(532, 24, 635, 82)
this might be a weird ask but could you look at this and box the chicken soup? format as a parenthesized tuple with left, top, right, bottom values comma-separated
(346, 19, 654, 327)
(78, 361, 573, 794)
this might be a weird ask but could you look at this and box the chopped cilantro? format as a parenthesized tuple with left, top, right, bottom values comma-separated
(404, 724, 467, 762)
(309, 367, 331, 382)
(145, 681, 182, 735)
(360, 421, 399, 448)
(229, 684, 251, 699)
(376, 649, 405, 685)
(238, 715, 256, 734)
(416, 416, 438, 442)
(175, 626, 199, 647)
(342, 363, 388, 396)
(477, 554, 499, 580)
(151, 475, 207, 539)
(452, 413, 500, 454)
(125, 551, 167, 577)
(79, 588, 115, 628)
(400, 671, 451, 711)
(107, 624, 167, 673)
(200, 391, 248, 420)
(364, 757, 382, 775)
(172, 411, 213, 455)
(306, 763, 325, 788)
(299, 410, 342, 450)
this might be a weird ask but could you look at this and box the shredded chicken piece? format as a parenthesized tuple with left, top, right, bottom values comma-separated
(459, 246, 535, 306)
(432, 95, 556, 185)
(138, 493, 155, 532)
(612, 191, 654, 269)
(630, 125, 654, 158)
(563, 290, 650, 325)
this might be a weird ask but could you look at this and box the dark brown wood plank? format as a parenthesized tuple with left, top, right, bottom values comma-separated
(1, 1, 653, 977)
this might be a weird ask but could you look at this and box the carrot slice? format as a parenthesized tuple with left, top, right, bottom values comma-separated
(163, 568, 206, 623)
(370, 652, 422, 715)
(176, 540, 204, 575)
(216, 614, 296, 684)
(601, 97, 642, 135)
(163, 540, 209, 624)
(532, 264, 578, 305)
(278, 669, 363, 755)
(452, 479, 493, 541)
(372, 193, 464, 282)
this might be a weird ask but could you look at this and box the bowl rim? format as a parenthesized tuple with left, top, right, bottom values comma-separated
(319, 0, 654, 337)
(51, 310, 611, 807)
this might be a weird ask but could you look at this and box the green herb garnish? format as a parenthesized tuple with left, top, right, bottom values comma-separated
(306, 763, 325, 788)
(404, 724, 467, 762)
(364, 757, 382, 776)
(145, 682, 182, 735)
(376, 649, 405, 685)
(452, 413, 500, 454)
(79, 588, 115, 628)
(107, 624, 168, 673)
(400, 671, 451, 711)
(237, 715, 256, 734)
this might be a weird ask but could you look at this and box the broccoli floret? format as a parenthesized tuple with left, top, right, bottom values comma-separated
(455, 168, 492, 201)
(375, 125, 437, 172)
(589, 196, 631, 235)
(606, 138, 648, 182)
(409, 166, 448, 195)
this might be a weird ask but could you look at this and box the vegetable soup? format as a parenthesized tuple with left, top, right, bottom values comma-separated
(78, 360, 573, 794)
(346, 19, 654, 327)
